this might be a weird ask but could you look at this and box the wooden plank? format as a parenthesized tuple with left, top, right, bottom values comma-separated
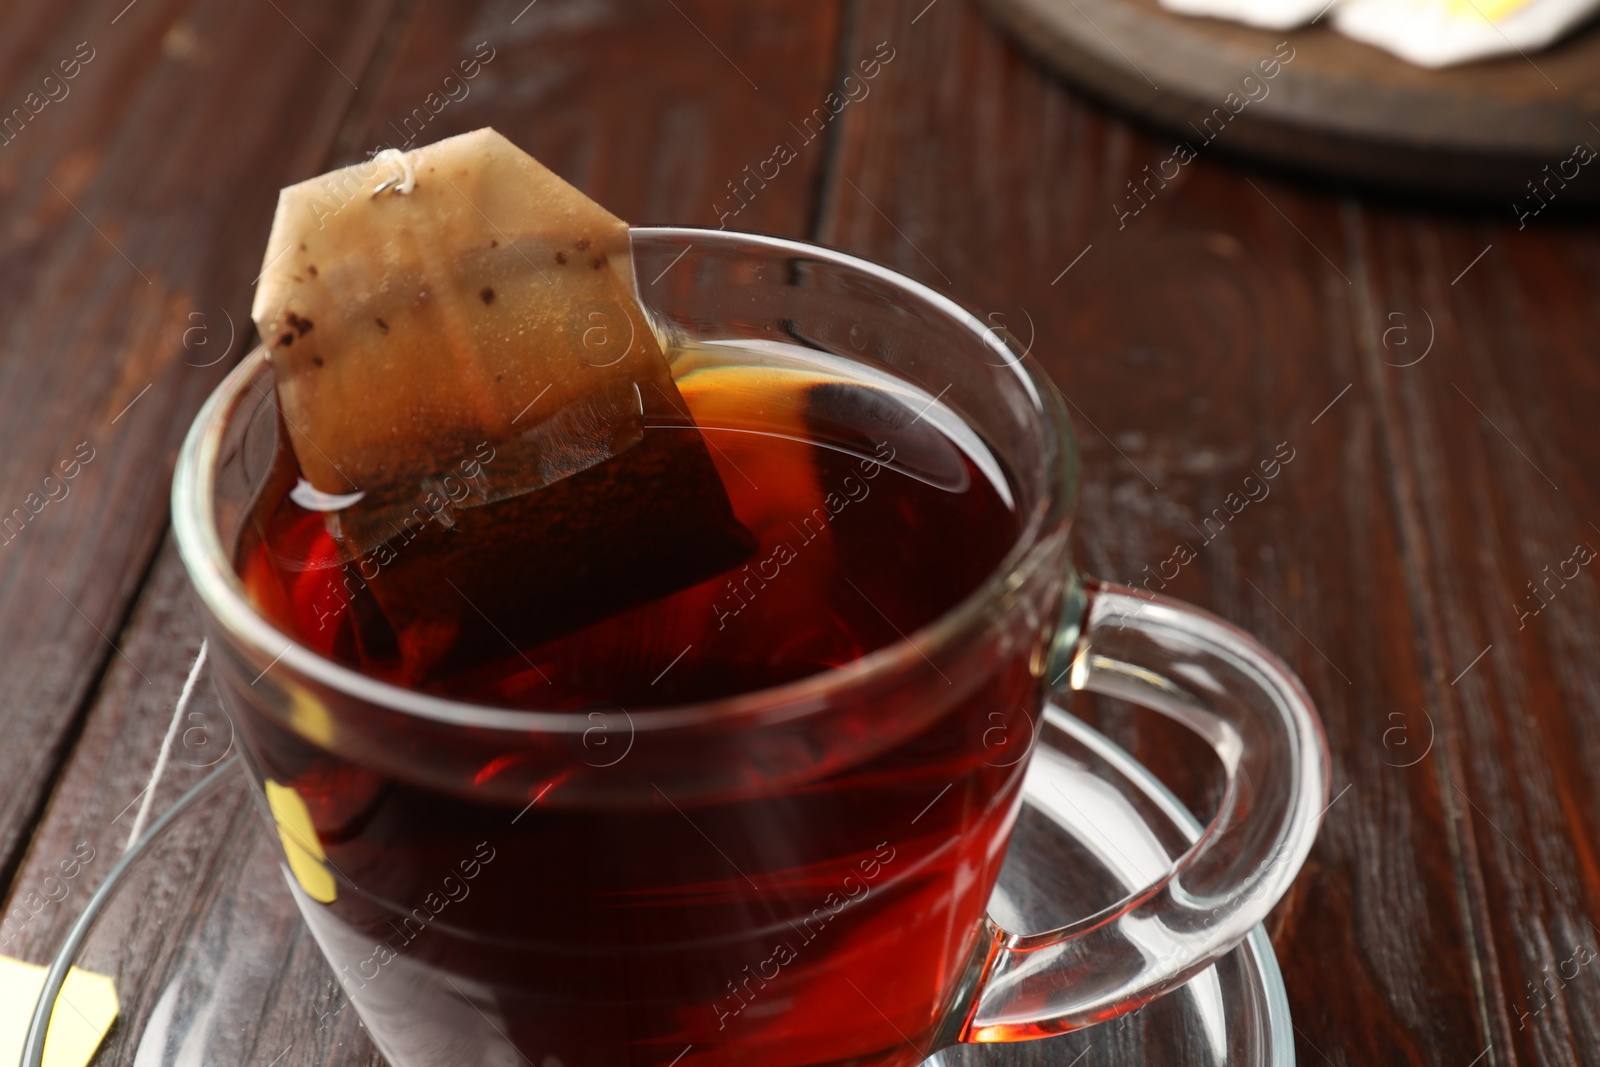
(819, 1, 1490, 1063)
(1, 0, 846, 1054)
(0, 0, 397, 898)
(326, 0, 843, 236)
(1352, 206, 1600, 1064)
(0, 538, 224, 965)
(979, 0, 1600, 202)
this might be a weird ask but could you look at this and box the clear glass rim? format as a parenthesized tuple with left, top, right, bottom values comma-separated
(170, 227, 1078, 734)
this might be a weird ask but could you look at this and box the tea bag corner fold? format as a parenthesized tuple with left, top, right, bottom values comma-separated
(251, 127, 754, 682)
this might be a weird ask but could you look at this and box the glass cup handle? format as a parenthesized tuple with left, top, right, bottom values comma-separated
(961, 580, 1330, 1042)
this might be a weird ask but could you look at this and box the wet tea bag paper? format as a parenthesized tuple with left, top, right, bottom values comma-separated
(252, 129, 753, 684)
(254, 128, 683, 550)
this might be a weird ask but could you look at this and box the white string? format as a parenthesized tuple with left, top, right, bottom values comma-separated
(124, 640, 209, 852)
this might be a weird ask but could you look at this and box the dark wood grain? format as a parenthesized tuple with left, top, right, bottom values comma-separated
(328, 0, 844, 235)
(0, 538, 224, 965)
(1351, 204, 1600, 1064)
(980, 0, 1600, 202)
(0, 0, 396, 908)
(820, 1, 1497, 1063)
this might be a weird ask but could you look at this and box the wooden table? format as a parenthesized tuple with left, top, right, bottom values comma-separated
(0, 1, 1593, 1064)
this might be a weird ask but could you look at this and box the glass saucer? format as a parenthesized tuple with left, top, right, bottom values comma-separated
(26, 707, 1294, 1067)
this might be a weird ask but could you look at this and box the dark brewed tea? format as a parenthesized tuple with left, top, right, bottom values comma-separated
(235, 341, 1046, 1067)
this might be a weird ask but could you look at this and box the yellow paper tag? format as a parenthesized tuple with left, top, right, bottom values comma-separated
(0, 955, 118, 1067)
(265, 779, 338, 903)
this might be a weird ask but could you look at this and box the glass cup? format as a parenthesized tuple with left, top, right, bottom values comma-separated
(171, 227, 1328, 1067)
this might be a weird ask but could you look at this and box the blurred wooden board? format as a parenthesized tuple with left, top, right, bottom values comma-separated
(982, 0, 1600, 202)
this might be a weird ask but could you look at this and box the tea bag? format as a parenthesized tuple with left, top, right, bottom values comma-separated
(252, 129, 754, 684)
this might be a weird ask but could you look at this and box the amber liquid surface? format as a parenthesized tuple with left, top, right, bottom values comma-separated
(235, 342, 1041, 1067)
